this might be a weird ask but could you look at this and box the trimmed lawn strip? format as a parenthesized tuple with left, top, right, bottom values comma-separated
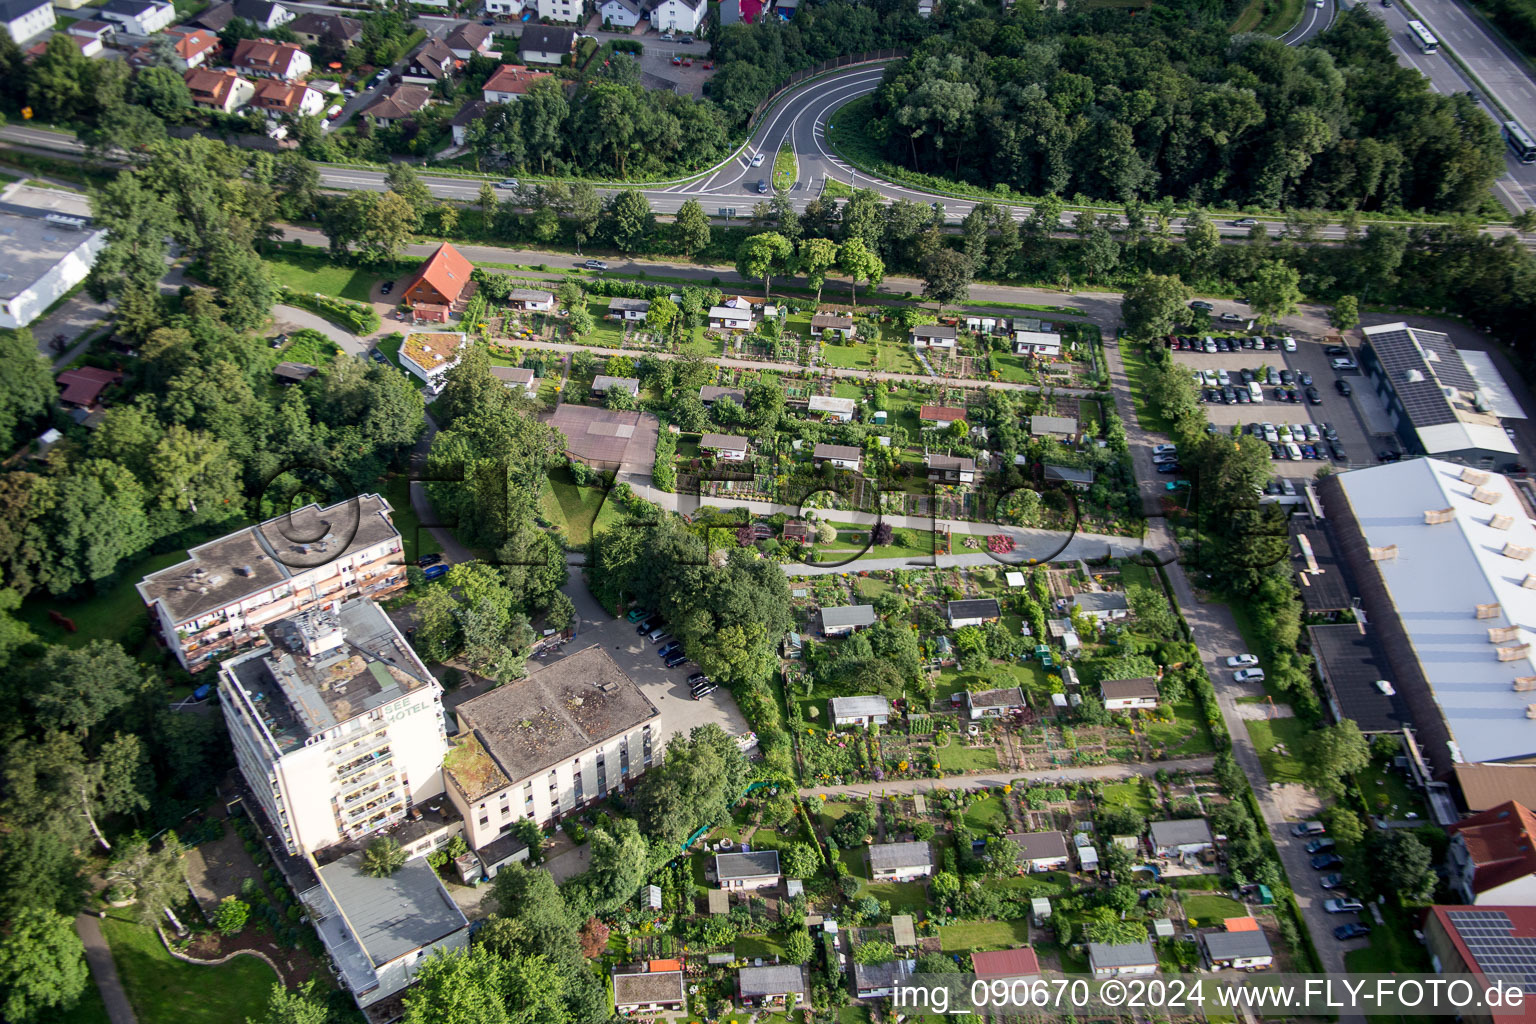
(1244, 717, 1311, 786)
(539, 466, 608, 547)
(938, 918, 1032, 952)
(1118, 340, 1172, 435)
(100, 912, 280, 1024)
(264, 248, 383, 302)
(1180, 892, 1246, 926)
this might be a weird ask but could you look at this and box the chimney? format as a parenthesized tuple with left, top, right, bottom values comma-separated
(1472, 487, 1502, 505)
(1489, 626, 1521, 643)
(1504, 543, 1534, 561)
(1491, 514, 1515, 530)
(1424, 508, 1455, 524)
(1463, 468, 1492, 486)
(1477, 603, 1502, 619)
(1513, 677, 1536, 692)
(1498, 644, 1531, 662)
(1368, 544, 1399, 561)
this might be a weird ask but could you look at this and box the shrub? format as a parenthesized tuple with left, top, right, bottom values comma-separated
(278, 287, 381, 334)
(214, 896, 250, 937)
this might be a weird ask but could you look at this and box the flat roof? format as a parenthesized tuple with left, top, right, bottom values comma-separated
(891, 914, 916, 946)
(1334, 459, 1536, 763)
(949, 598, 1001, 619)
(1458, 348, 1528, 420)
(1363, 323, 1515, 456)
(310, 850, 466, 976)
(1204, 930, 1272, 961)
(1007, 831, 1068, 861)
(451, 646, 657, 787)
(700, 432, 748, 451)
(807, 395, 856, 413)
(829, 695, 889, 718)
(547, 404, 657, 467)
(0, 183, 102, 303)
(738, 965, 808, 998)
(813, 443, 861, 460)
(1150, 818, 1213, 847)
(1309, 623, 1412, 734)
(1031, 415, 1077, 435)
(1101, 677, 1159, 700)
(591, 375, 639, 394)
(968, 686, 1025, 708)
(868, 841, 931, 871)
(612, 970, 684, 1006)
(138, 493, 398, 625)
(1293, 521, 1355, 612)
(1088, 939, 1155, 969)
(821, 605, 876, 629)
(1073, 591, 1129, 612)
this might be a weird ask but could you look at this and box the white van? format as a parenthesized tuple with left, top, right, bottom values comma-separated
(1248, 382, 1263, 403)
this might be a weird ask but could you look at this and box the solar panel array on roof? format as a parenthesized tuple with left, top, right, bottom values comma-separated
(1445, 909, 1536, 991)
(1415, 328, 1478, 390)
(1368, 328, 1459, 428)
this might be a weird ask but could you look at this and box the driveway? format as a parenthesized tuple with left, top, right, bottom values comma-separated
(271, 305, 365, 356)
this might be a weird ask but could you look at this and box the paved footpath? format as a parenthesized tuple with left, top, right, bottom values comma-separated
(799, 756, 1215, 800)
(76, 913, 137, 1024)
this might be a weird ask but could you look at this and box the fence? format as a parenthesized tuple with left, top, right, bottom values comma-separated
(746, 49, 908, 128)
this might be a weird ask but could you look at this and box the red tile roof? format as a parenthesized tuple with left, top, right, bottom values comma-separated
(56, 367, 122, 407)
(232, 37, 305, 77)
(183, 67, 241, 107)
(1448, 801, 1536, 895)
(165, 26, 218, 60)
(1428, 905, 1536, 1024)
(401, 243, 473, 307)
(482, 64, 552, 97)
(919, 404, 967, 421)
(250, 78, 308, 113)
(970, 947, 1040, 978)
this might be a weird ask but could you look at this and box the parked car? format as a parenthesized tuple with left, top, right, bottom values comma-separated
(1283, 337, 1297, 352)
(380, 280, 394, 296)
(1331, 357, 1358, 370)
(1306, 838, 1336, 854)
(1190, 300, 1214, 313)
(1227, 654, 1260, 668)
(1278, 369, 1294, 386)
(1330, 442, 1348, 460)
(1152, 453, 1179, 465)
(657, 641, 681, 657)
(1152, 444, 1178, 455)
(1292, 821, 1326, 837)
(1300, 443, 1317, 459)
(687, 672, 709, 686)
(757, 179, 769, 193)
(1334, 923, 1371, 941)
(648, 629, 672, 644)
(1305, 387, 1322, 404)
(1239, 368, 1255, 384)
(1320, 873, 1347, 889)
(1285, 388, 1299, 403)
(1156, 462, 1181, 474)
(665, 653, 689, 668)
(681, 35, 694, 43)
(1234, 668, 1266, 683)
(1311, 852, 1344, 870)
(1220, 312, 1244, 323)
(416, 553, 443, 567)
(422, 563, 449, 581)
(1325, 345, 1350, 357)
(1269, 442, 1282, 459)
(583, 259, 609, 270)
(627, 608, 651, 622)
(1375, 679, 1396, 695)
(691, 681, 717, 699)
(1324, 897, 1363, 914)
(659, 31, 675, 40)
(368, 348, 388, 364)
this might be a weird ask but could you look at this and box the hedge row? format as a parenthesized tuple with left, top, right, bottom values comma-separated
(278, 288, 380, 335)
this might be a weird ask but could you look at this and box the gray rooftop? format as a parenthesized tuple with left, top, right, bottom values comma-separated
(453, 646, 657, 786)
(1007, 831, 1069, 861)
(853, 959, 914, 992)
(813, 442, 862, 461)
(1101, 677, 1160, 701)
(1362, 323, 1512, 454)
(1073, 591, 1130, 612)
(821, 605, 877, 630)
(927, 454, 977, 472)
(0, 184, 102, 304)
(1031, 415, 1077, 436)
(222, 599, 435, 752)
(699, 385, 747, 405)
(612, 969, 685, 1006)
(138, 493, 399, 625)
(738, 964, 808, 999)
(967, 685, 1025, 708)
(1203, 929, 1273, 961)
(699, 432, 748, 452)
(1149, 818, 1213, 848)
(829, 695, 889, 719)
(1088, 939, 1156, 970)
(508, 288, 553, 303)
(590, 375, 640, 395)
(811, 313, 854, 330)
(868, 841, 932, 872)
(1308, 623, 1411, 734)
(306, 850, 467, 992)
(609, 296, 651, 312)
(912, 324, 957, 340)
(1044, 464, 1095, 484)
(1292, 521, 1355, 613)
(716, 849, 780, 880)
(807, 395, 856, 414)
(948, 598, 1002, 620)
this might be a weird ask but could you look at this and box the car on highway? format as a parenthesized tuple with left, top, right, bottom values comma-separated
(1234, 668, 1266, 683)
(1320, 873, 1347, 889)
(1227, 654, 1259, 668)
(1231, 218, 1258, 228)
(751, 152, 765, 166)
(1311, 852, 1344, 870)
(583, 259, 608, 270)
(1334, 924, 1371, 941)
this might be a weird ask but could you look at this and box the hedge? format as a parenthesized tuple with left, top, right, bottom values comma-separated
(278, 288, 380, 335)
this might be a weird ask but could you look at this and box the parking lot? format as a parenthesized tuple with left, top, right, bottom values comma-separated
(1166, 329, 1394, 478)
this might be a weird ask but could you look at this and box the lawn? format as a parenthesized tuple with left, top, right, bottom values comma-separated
(1354, 761, 1429, 820)
(1344, 903, 1432, 973)
(1118, 340, 1172, 435)
(582, 299, 627, 347)
(1244, 716, 1312, 785)
(539, 466, 610, 547)
(58, 981, 111, 1024)
(264, 247, 382, 302)
(1100, 780, 1159, 819)
(865, 880, 929, 913)
(773, 141, 797, 189)
(962, 795, 1009, 830)
(1180, 892, 1246, 926)
(18, 548, 187, 647)
(734, 933, 787, 959)
(938, 918, 1032, 952)
(1140, 697, 1217, 758)
(270, 328, 339, 368)
(1077, 398, 1103, 435)
(100, 912, 280, 1024)
(936, 742, 1000, 773)
(382, 473, 441, 564)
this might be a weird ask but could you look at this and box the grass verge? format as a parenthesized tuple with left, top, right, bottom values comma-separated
(99, 912, 280, 1024)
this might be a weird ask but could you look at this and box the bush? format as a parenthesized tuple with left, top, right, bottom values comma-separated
(214, 896, 250, 937)
(278, 287, 381, 334)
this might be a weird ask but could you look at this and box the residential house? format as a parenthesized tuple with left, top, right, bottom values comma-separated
(1013, 329, 1062, 357)
(699, 433, 749, 462)
(1031, 415, 1077, 440)
(441, 647, 660, 846)
(1043, 464, 1094, 489)
(829, 695, 889, 727)
(926, 454, 976, 485)
(490, 366, 538, 396)
(1006, 831, 1071, 872)
(399, 242, 473, 319)
(520, 24, 577, 63)
(868, 842, 933, 882)
(715, 850, 781, 891)
(812, 442, 862, 472)
(506, 288, 554, 311)
(911, 324, 957, 350)
(1202, 925, 1274, 970)
(398, 332, 467, 387)
(600, 0, 644, 27)
(160, 26, 220, 68)
(1073, 591, 1130, 621)
(251, 78, 325, 116)
(811, 313, 855, 340)
(404, 38, 457, 85)
(1101, 677, 1159, 711)
(807, 395, 857, 422)
(359, 84, 433, 124)
(66, 19, 116, 44)
(737, 965, 809, 1008)
(188, 1, 235, 30)
(32, 32, 101, 57)
(947, 598, 1001, 628)
(56, 367, 122, 408)
(820, 604, 876, 637)
(650, 0, 706, 32)
(0, 184, 107, 330)
(590, 375, 640, 399)
(288, 12, 362, 48)
(449, 100, 488, 146)
(232, 0, 293, 29)
(971, 948, 1041, 984)
(708, 303, 755, 331)
(445, 21, 498, 60)
(481, 65, 552, 103)
(964, 686, 1026, 720)
(612, 969, 686, 1013)
(484, 0, 525, 14)
(699, 385, 746, 407)
(1088, 939, 1157, 977)
(1150, 818, 1215, 859)
(99, 0, 174, 35)
(232, 37, 310, 79)
(1424, 904, 1536, 1024)
(1447, 801, 1536, 905)
(718, 0, 765, 25)
(920, 405, 967, 429)
(300, 849, 469, 1013)
(609, 297, 650, 321)
(184, 68, 255, 114)
(535, 0, 581, 19)
(853, 959, 915, 1000)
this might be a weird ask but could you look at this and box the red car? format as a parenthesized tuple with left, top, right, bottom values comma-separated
(671, 55, 682, 65)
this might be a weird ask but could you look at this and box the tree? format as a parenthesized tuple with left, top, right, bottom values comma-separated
(401, 947, 514, 1024)
(478, 180, 497, 220)
(1249, 260, 1303, 327)
(782, 842, 822, 879)
(567, 183, 601, 253)
(634, 724, 749, 846)
(587, 818, 648, 912)
(362, 837, 406, 877)
(353, 190, 419, 264)
(385, 163, 435, 217)
(578, 917, 610, 959)
(1125, 584, 1178, 640)
(645, 295, 678, 336)
(736, 232, 793, 300)
(837, 238, 884, 307)
(798, 237, 838, 305)
(921, 248, 973, 308)
(0, 908, 89, 1024)
(785, 929, 814, 964)
(674, 198, 711, 257)
(103, 832, 185, 924)
(131, 65, 192, 121)
(215, 896, 250, 937)
(1300, 721, 1371, 797)
(854, 940, 896, 964)
(247, 981, 329, 1024)
(3, 732, 149, 852)
(1362, 829, 1435, 902)
(1331, 294, 1360, 331)
(1121, 273, 1192, 340)
(601, 189, 654, 253)
(931, 870, 960, 903)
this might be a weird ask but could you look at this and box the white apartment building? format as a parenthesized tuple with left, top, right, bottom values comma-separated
(219, 600, 449, 857)
(137, 493, 408, 671)
(0, 183, 107, 330)
(0, 0, 54, 43)
(443, 646, 660, 851)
